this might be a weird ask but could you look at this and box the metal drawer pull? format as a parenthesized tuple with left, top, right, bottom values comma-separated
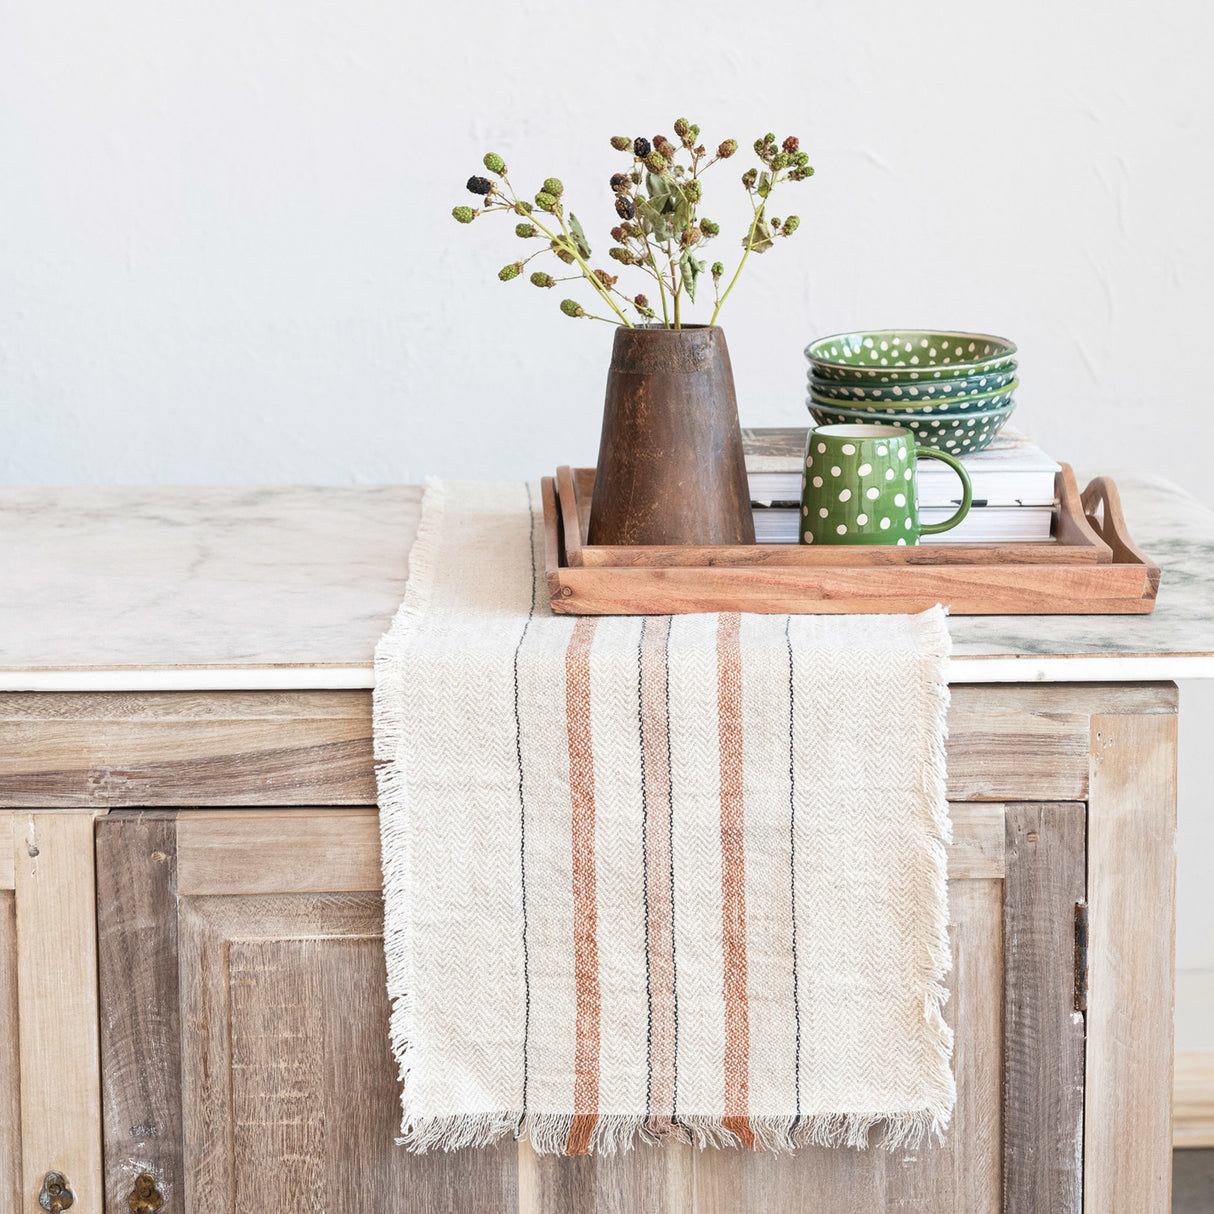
(127, 1173, 165, 1213)
(38, 1172, 74, 1211)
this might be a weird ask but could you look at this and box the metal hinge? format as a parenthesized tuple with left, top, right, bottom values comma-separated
(1074, 901, 1090, 1013)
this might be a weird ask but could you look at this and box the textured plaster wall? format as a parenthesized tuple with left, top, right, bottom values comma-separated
(2, 1, 1213, 1005)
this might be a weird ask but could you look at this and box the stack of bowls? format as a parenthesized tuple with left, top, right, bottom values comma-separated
(805, 330, 1018, 456)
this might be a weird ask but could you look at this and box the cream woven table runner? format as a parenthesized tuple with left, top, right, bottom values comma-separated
(375, 480, 955, 1156)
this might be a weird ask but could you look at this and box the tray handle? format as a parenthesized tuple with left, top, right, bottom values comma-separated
(1081, 475, 1161, 591)
(556, 466, 584, 567)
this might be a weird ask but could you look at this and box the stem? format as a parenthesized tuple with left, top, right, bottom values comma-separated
(499, 177, 632, 326)
(709, 170, 779, 326)
(633, 224, 669, 327)
(555, 212, 632, 326)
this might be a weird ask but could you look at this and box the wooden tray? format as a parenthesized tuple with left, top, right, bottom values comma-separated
(541, 464, 1161, 615)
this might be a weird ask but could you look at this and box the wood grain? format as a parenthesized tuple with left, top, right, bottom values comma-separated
(95, 812, 182, 1213)
(948, 879, 1004, 1212)
(173, 804, 1001, 897)
(0, 887, 22, 1214)
(1002, 803, 1086, 1214)
(176, 808, 382, 894)
(1174, 1051, 1214, 1148)
(16, 812, 103, 1214)
(179, 891, 517, 1213)
(520, 1140, 694, 1214)
(0, 812, 12, 889)
(0, 684, 1173, 809)
(1084, 706, 1178, 1213)
(548, 562, 1157, 617)
(579, 541, 1106, 567)
(0, 690, 376, 807)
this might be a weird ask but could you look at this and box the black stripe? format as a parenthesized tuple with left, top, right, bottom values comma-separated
(665, 618, 679, 1120)
(514, 481, 538, 1127)
(786, 615, 802, 1123)
(638, 618, 653, 1116)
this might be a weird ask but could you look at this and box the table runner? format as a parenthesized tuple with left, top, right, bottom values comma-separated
(374, 480, 955, 1155)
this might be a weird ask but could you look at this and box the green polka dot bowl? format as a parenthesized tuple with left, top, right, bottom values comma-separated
(806, 330, 1017, 384)
(806, 399, 1016, 456)
(808, 362, 1017, 403)
(809, 379, 1018, 416)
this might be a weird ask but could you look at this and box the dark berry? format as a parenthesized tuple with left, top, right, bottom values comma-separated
(466, 176, 492, 195)
(610, 173, 627, 191)
(633, 137, 650, 158)
(615, 196, 635, 219)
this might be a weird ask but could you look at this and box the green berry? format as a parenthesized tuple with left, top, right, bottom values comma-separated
(530, 272, 555, 288)
(700, 218, 720, 236)
(515, 223, 538, 238)
(535, 191, 557, 211)
(542, 177, 564, 197)
(560, 298, 584, 317)
(515, 200, 533, 214)
(771, 152, 790, 170)
(645, 151, 666, 172)
(782, 216, 800, 235)
(451, 206, 475, 224)
(483, 152, 506, 174)
(673, 118, 690, 138)
(711, 261, 724, 278)
(610, 135, 631, 151)
(498, 262, 522, 281)
(685, 180, 703, 202)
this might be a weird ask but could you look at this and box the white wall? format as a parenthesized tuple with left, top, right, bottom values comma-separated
(2, 0, 1213, 1008)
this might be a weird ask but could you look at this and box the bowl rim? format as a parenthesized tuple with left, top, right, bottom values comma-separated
(806, 397, 1018, 424)
(805, 329, 1018, 372)
(809, 379, 1019, 412)
(807, 364, 1018, 393)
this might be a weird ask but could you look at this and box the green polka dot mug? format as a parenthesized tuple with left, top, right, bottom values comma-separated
(800, 424, 972, 545)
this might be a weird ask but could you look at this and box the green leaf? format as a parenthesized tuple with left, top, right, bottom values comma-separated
(636, 195, 671, 242)
(567, 212, 592, 260)
(743, 206, 775, 254)
(680, 250, 707, 302)
(756, 171, 772, 199)
(646, 172, 672, 210)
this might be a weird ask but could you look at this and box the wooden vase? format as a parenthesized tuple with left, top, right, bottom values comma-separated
(587, 325, 755, 546)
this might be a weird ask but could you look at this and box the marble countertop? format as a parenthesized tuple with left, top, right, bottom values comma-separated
(2, 477, 1212, 690)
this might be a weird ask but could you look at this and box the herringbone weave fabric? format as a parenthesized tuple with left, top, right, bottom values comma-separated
(375, 480, 955, 1156)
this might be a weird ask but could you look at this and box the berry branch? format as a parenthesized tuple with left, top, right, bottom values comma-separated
(452, 123, 813, 328)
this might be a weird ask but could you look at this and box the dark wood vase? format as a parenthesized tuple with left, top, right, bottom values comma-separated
(587, 325, 755, 546)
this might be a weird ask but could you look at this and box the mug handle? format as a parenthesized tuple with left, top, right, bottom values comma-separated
(917, 448, 973, 535)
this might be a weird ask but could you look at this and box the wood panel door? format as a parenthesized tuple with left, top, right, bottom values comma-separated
(95, 804, 1086, 1214)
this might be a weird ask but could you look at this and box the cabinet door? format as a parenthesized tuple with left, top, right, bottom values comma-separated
(96, 804, 1085, 1214)
(4, 812, 103, 1214)
(97, 810, 517, 1213)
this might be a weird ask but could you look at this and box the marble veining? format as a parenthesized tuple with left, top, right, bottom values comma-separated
(1, 476, 1211, 677)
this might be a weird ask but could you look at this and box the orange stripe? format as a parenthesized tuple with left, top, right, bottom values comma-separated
(717, 613, 755, 1149)
(565, 616, 600, 1155)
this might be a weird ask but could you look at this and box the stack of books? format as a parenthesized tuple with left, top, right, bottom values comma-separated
(743, 427, 1061, 545)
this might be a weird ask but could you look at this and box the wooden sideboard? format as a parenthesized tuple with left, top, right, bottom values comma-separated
(3, 469, 1211, 1212)
(0, 682, 1177, 1212)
